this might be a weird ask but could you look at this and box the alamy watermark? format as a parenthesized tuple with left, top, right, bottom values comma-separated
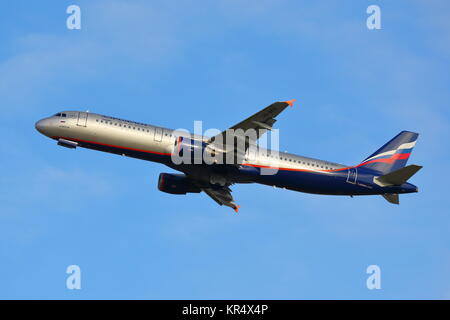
(66, 5, 81, 30)
(170, 121, 280, 176)
(366, 265, 381, 290)
(66, 265, 81, 290)
(366, 5, 381, 30)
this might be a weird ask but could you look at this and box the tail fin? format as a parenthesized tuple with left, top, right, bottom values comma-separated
(360, 131, 419, 174)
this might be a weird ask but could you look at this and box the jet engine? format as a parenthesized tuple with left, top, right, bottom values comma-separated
(157, 173, 201, 195)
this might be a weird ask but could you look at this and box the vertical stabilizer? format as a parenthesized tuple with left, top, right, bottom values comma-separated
(360, 131, 418, 174)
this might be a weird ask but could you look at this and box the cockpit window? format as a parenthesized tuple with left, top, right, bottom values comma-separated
(54, 113, 61, 117)
(61, 113, 67, 117)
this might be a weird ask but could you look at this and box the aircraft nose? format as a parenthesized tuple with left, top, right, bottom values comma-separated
(35, 119, 49, 135)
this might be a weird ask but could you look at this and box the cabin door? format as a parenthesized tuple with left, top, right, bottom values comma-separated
(77, 112, 88, 127)
(154, 127, 163, 142)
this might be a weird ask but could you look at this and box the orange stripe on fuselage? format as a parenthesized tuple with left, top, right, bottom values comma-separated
(241, 163, 347, 173)
(242, 152, 411, 174)
(54, 136, 410, 174)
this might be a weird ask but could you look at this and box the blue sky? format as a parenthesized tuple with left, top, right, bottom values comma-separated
(1, 0, 449, 299)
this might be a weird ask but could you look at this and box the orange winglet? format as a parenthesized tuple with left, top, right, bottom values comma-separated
(234, 205, 241, 213)
(284, 99, 296, 107)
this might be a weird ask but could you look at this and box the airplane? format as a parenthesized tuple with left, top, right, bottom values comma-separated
(35, 100, 421, 212)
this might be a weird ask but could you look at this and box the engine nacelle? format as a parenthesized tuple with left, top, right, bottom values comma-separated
(157, 173, 201, 195)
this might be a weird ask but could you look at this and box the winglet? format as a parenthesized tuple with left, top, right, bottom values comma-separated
(233, 205, 240, 213)
(284, 99, 296, 107)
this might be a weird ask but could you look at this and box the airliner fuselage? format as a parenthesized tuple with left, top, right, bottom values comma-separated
(35, 102, 420, 212)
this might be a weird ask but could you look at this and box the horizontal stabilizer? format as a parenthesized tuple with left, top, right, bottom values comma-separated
(376, 164, 422, 186)
(378, 164, 422, 185)
(382, 193, 399, 204)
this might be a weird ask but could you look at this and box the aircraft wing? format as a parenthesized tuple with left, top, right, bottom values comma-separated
(207, 99, 296, 154)
(202, 186, 240, 213)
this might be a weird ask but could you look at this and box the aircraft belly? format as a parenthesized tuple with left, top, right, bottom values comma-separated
(256, 169, 376, 195)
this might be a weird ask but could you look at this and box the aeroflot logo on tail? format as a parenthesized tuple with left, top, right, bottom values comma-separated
(362, 141, 416, 164)
(171, 121, 280, 175)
